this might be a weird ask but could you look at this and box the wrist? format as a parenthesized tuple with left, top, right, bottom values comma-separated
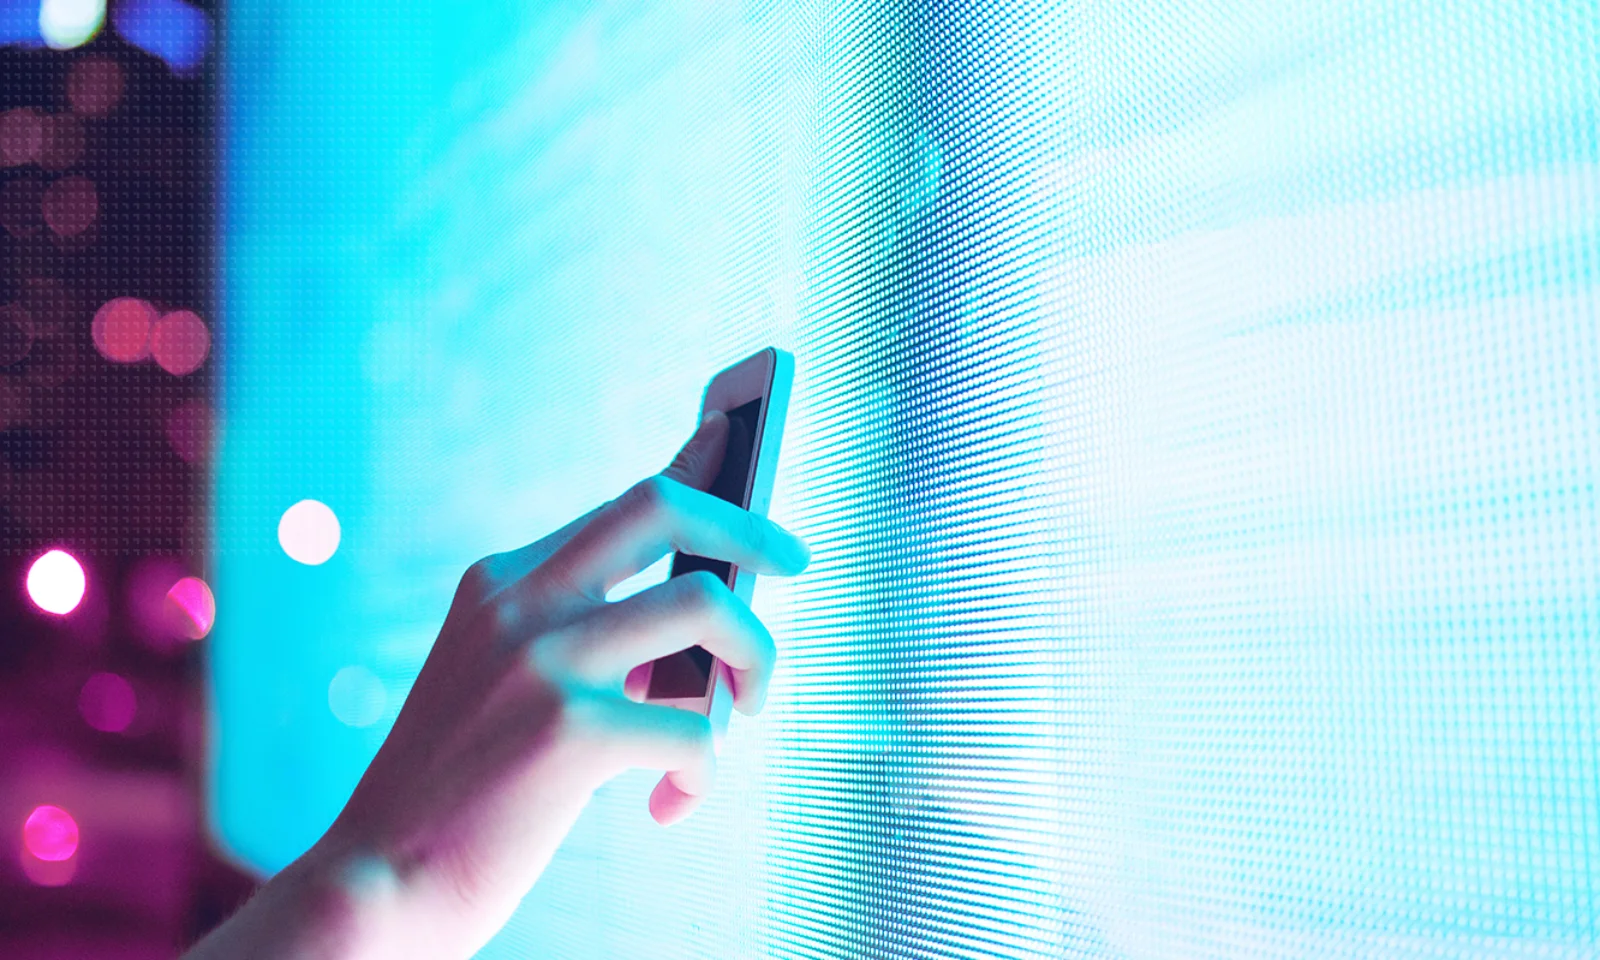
(186, 839, 404, 960)
(280, 836, 407, 959)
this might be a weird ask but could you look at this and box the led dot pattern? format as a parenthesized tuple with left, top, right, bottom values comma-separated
(219, 2, 1600, 957)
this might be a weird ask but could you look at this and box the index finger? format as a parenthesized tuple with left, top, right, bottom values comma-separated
(547, 475, 809, 596)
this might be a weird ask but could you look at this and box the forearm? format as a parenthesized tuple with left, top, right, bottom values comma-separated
(183, 843, 402, 960)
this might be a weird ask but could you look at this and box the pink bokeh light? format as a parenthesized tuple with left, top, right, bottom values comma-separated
(0, 108, 43, 166)
(22, 805, 79, 862)
(125, 555, 183, 642)
(92, 297, 156, 363)
(26, 548, 86, 615)
(150, 309, 210, 375)
(41, 175, 97, 236)
(20, 848, 77, 886)
(79, 672, 137, 733)
(164, 576, 215, 640)
(67, 56, 124, 118)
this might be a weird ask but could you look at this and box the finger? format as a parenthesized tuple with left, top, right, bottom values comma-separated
(480, 503, 607, 590)
(590, 697, 717, 826)
(623, 664, 650, 701)
(649, 774, 706, 826)
(545, 475, 810, 596)
(662, 410, 728, 491)
(550, 569, 776, 714)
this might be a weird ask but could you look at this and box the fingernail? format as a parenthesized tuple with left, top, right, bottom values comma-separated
(699, 409, 726, 428)
(786, 534, 812, 572)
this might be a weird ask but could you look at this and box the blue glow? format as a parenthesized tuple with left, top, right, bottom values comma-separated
(112, 0, 208, 74)
(0, 0, 44, 45)
(219, 1, 1600, 957)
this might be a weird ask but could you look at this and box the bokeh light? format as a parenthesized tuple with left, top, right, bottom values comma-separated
(150, 309, 209, 375)
(79, 672, 137, 733)
(39, 0, 104, 50)
(27, 549, 86, 615)
(328, 665, 386, 728)
(91, 297, 155, 363)
(164, 576, 215, 640)
(67, 56, 123, 117)
(40, 175, 97, 237)
(0, 108, 44, 166)
(20, 848, 77, 887)
(124, 554, 187, 648)
(278, 499, 341, 565)
(22, 805, 79, 862)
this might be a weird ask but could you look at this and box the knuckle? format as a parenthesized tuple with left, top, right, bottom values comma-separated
(546, 685, 596, 740)
(677, 569, 725, 614)
(668, 445, 704, 480)
(457, 556, 497, 600)
(680, 710, 714, 751)
(525, 630, 565, 676)
(625, 474, 676, 518)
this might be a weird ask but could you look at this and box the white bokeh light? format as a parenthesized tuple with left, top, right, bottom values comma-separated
(38, 0, 105, 50)
(277, 499, 341, 565)
(26, 549, 85, 615)
(327, 665, 386, 728)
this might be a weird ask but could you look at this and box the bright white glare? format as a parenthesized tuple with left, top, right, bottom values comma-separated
(27, 549, 85, 615)
(39, 0, 104, 50)
(278, 499, 342, 565)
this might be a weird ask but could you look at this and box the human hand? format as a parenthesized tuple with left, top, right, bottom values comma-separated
(186, 411, 809, 960)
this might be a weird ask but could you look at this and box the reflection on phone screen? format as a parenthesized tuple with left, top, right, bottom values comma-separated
(647, 398, 761, 699)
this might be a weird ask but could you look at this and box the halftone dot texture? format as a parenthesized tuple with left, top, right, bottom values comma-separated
(218, 2, 1600, 958)
(1, 36, 213, 559)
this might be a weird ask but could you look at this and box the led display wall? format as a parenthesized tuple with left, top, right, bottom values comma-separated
(219, 1, 1599, 956)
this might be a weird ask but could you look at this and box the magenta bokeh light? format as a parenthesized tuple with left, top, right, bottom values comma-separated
(67, 56, 124, 118)
(79, 672, 138, 733)
(164, 576, 215, 640)
(150, 309, 210, 375)
(0, 108, 44, 166)
(22, 805, 79, 862)
(91, 297, 156, 363)
(26, 549, 86, 615)
(41, 175, 97, 236)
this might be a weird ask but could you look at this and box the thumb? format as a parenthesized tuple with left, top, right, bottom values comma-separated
(662, 409, 728, 491)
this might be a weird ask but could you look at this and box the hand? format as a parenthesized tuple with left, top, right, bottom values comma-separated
(184, 411, 810, 960)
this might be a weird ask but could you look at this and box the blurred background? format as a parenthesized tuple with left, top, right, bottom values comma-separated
(1, 1, 256, 957)
(4, 0, 1599, 959)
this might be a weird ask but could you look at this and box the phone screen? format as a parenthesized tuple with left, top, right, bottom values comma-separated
(646, 397, 763, 699)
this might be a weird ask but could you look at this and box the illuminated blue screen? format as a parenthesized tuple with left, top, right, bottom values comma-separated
(217, 1, 1600, 956)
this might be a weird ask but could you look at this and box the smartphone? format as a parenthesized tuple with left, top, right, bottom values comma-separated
(643, 347, 794, 743)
